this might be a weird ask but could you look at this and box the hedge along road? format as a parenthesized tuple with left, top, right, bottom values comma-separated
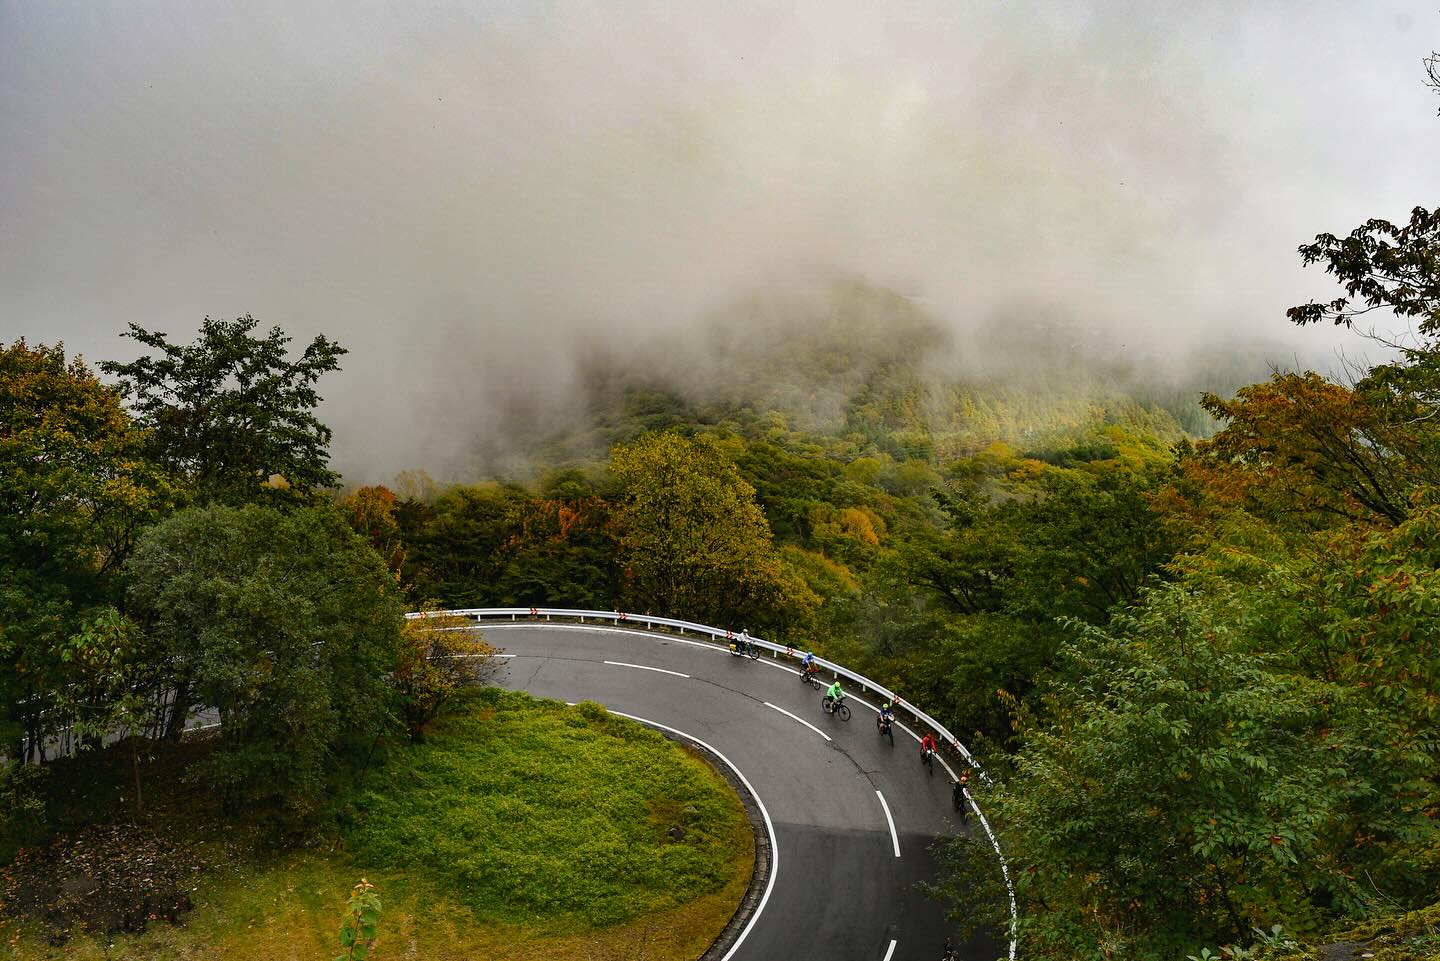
(477, 621, 1001, 961)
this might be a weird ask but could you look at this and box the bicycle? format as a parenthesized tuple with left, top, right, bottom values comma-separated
(921, 747, 936, 776)
(728, 638, 760, 660)
(800, 666, 823, 690)
(876, 713, 895, 746)
(821, 695, 851, 721)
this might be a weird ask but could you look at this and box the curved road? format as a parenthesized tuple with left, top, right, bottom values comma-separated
(485, 622, 997, 961)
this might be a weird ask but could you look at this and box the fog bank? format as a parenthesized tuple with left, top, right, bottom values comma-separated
(2, 2, 1436, 480)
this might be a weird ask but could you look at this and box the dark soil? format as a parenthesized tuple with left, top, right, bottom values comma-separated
(0, 732, 252, 945)
(1, 822, 205, 945)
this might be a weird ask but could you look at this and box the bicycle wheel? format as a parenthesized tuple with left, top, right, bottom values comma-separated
(836, 703, 851, 722)
(746, 643, 760, 660)
(923, 751, 934, 775)
(821, 695, 834, 714)
(884, 724, 894, 746)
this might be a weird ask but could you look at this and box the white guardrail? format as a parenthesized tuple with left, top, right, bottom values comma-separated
(407, 606, 1019, 961)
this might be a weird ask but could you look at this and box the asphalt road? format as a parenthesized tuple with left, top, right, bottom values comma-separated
(485, 622, 998, 961)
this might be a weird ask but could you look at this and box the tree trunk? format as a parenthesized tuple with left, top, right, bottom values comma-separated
(130, 737, 144, 817)
(164, 680, 192, 740)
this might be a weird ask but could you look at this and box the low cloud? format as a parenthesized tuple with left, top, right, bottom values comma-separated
(1, 1, 1434, 480)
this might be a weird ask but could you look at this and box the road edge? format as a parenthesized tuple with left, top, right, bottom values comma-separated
(627, 721, 773, 961)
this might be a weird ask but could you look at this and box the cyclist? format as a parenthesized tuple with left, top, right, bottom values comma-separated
(953, 770, 970, 822)
(824, 679, 845, 709)
(800, 650, 818, 680)
(876, 701, 895, 739)
(730, 628, 751, 656)
(920, 732, 938, 764)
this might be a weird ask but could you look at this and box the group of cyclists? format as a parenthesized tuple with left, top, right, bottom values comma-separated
(800, 650, 949, 771)
(737, 637, 974, 822)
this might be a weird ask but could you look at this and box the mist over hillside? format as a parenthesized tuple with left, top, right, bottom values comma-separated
(441, 278, 1307, 481)
(3, 3, 1432, 485)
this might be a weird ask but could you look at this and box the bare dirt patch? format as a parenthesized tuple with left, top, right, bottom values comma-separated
(1, 823, 204, 945)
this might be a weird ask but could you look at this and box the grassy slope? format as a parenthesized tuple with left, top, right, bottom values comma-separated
(2, 689, 754, 961)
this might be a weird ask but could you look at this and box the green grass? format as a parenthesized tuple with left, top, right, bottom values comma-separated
(1, 688, 754, 961)
(343, 688, 748, 930)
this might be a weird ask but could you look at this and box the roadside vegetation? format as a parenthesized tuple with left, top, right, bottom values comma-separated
(0, 689, 752, 960)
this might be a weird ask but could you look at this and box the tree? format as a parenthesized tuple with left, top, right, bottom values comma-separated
(939, 584, 1434, 959)
(905, 447, 1175, 624)
(0, 340, 172, 764)
(339, 485, 407, 579)
(1285, 207, 1440, 506)
(124, 504, 405, 825)
(493, 494, 622, 609)
(610, 432, 816, 630)
(100, 316, 346, 504)
(50, 608, 155, 815)
(1003, 458, 1175, 623)
(394, 609, 498, 741)
(897, 487, 1014, 617)
(1193, 373, 1421, 529)
(1286, 206, 1440, 337)
(1427, 51, 1439, 114)
(402, 483, 531, 607)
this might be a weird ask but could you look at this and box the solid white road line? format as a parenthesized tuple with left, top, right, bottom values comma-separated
(876, 790, 901, 858)
(603, 660, 690, 678)
(882, 939, 898, 961)
(606, 709, 779, 961)
(763, 701, 833, 742)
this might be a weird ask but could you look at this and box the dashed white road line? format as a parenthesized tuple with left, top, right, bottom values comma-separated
(762, 701, 833, 742)
(486, 622, 723, 650)
(603, 660, 690, 678)
(882, 939, 898, 961)
(876, 790, 901, 858)
(606, 709, 779, 961)
(491, 620, 962, 777)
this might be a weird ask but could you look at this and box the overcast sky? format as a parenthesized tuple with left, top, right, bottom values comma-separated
(2, 1, 1437, 480)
